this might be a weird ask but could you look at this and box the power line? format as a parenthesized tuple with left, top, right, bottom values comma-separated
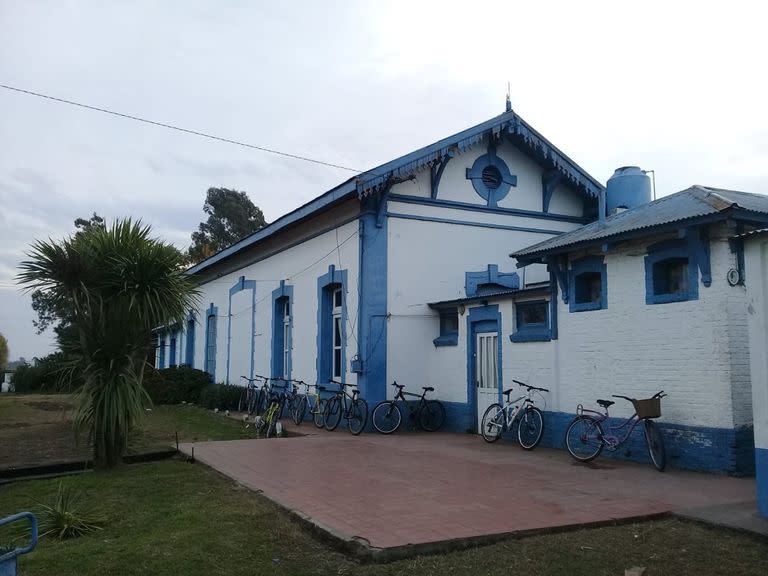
(0, 83, 362, 173)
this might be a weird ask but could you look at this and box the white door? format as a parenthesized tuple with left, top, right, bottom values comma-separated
(475, 332, 499, 433)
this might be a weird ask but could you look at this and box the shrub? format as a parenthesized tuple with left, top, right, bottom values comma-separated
(37, 482, 103, 540)
(143, 365, 212, 405)
(198, 383, 243, 411)
(10, 353, 74, 393)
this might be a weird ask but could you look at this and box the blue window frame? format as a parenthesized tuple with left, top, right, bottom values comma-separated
(645, 239, 699, 304)
(316, 266, 347, 384)
(185, 314, 195, 366)
(271, 281, 294, 380)
(433, 308, 459, 347)
(204, 304, 218, 378)
(158, 333, 166, 368)
(169, 333, 177, 366)
(510, 300, 551, 342)
(568, 256, 607, 312)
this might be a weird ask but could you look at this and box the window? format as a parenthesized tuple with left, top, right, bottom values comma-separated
(645, 239, 698, 304)
(332, 288, 342, 379)
(283, 299, 292, 379)
(185, 316, 195, 366)
(204, 306, 218, 377)
(511, 300, 551, 342)
(434, 308, 459, 347)
(568, 256, 606, 312)
(158, 334, 166, 368)
(169, 333, 177, 366)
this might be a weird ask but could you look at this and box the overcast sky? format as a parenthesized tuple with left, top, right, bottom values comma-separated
(1, 0, 766, 360)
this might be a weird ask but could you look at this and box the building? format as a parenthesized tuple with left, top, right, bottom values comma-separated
(154, 106, 766, 487)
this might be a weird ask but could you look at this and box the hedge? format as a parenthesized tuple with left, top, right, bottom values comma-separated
(198, 383, 243, 411)
(143, 365, 212, 405)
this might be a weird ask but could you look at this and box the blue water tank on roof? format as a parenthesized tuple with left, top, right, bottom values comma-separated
(606, 166, 652, 213)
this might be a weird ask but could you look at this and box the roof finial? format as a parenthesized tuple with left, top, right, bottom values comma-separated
(505, 81, 512, 113)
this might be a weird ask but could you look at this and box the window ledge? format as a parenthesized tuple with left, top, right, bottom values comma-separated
(646, 292, 696, 305)
(433, 334, 458, 347)
(569, 301, 603, 313)
(510, 330, 551, 343)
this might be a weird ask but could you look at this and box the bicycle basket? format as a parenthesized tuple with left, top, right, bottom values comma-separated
(632, 397, 661, 419)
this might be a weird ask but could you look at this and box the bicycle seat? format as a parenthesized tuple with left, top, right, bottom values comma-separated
(503, 387, 514, 396)
(596, 399, 615, 408)
(392, 382, 404, 388)
(422, 386, 434, 392)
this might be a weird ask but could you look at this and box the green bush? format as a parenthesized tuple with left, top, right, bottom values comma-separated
(143, 365, 212, 405)
(10, 353, 73, 393)
(198, 383, 243, 411)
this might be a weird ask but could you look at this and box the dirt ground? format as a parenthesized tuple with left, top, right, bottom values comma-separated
(0, 394, 90, 470)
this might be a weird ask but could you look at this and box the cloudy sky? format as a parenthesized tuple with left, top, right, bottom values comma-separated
(1, 0, 766, 360)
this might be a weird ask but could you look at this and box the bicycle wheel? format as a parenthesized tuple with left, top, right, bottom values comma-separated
(254, 390, 267, 416)
(565, 416, 604, 462)
(372, 401, 402, 434)
(418, 400, 446, 432)
(292, 396, 307, 425)
(517, 406, 545, 450)
(238, 389, 249, 413)
(644, 419, 666, 471)
(313, 398, 326, 428)
(481, 403, 505, 443)
(247, 389, 259, 415)
(347, 398, 368, 435)
(324, 396, 342, 431)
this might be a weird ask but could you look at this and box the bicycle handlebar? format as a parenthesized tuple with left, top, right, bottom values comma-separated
(512, 379, 549, 393)
(612, 391, 667, 402)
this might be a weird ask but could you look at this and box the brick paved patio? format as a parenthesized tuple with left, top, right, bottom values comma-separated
(179, 431, 755, 554)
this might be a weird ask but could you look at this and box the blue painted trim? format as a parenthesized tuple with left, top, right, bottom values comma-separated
(433, 308, 459, 347)
(467, 305, 503, 428)
(388, 193, 589, 224)
(316, 265, 348, 385)
(433, 334, 459, 347)
(644, 238, 699, 305)
(388, 212, 566, 236)
(695, 226, 712, 287)
(270, 281, 294, 380)
(510, 300, 551, 342)
(542, 170, 562, 213)
(465, 264, 520, 298)
(185, 311, 195, 367)
(189, 110, 601, 278)
(568, 255, 607, 312)
(430, 152, 453, 199)
(757, 447, 768, 518)
(358, 196, 388, 404)
(203, 303, 218, 379)
(465, 139, 517, 207)
(226, 276, 257, 384)
(549, 265, 559, 340)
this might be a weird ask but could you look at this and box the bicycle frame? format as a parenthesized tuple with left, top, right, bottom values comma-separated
(577, 406, 643, 448)
(497, 391, 533, 430)
(327, 379, 360, 417)
(391, 388, 430, 418)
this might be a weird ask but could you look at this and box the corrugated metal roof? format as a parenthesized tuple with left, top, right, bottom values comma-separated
(512, 185, 768, 261)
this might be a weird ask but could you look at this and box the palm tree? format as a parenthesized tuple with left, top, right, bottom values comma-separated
(18, 219, 198, 467)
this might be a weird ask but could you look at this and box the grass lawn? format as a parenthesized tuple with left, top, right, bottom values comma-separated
(0, 394, 255, 469)
(1, 460, 766, 576)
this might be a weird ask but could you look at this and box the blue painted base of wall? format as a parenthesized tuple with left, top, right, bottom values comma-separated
(757, 448, 768, 518)
(439, 404, 755, 475)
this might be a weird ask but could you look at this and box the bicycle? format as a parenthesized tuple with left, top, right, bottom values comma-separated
(564, 391, 667, 471)
(253, 376, 288, 438)
(371, 381, 446, 434)
(290, 381, 326, 428)
(480, 379, 548, 449)
(238, 375, 266, 415)
(322, 379, 368, 435)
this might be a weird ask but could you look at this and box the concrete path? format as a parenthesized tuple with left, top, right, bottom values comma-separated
(179, 431, 755, 555)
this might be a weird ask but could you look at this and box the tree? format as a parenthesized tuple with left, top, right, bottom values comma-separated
(30, 213, 106, 337)
(0, 332, 8, 373)
(18, 219, 198, 467)
(187, 188, 266, 264)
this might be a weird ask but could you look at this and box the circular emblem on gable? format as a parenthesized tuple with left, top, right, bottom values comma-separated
(465, 143, 517, 207)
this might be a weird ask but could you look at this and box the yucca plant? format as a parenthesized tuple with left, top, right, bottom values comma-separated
(37, 482, 104, 540)
(18, 219, 198, 467)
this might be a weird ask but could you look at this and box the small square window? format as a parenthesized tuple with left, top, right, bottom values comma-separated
(645, 239, 698, 305)
(568, 256, 606, 312)
(653, 257, 689, 296)
(511, 300, 550, 342)
(434, 308, 459, 347)
(575, 272, 602, 305)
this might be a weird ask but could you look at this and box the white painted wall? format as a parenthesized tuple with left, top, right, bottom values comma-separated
(745, 237, 768, 451)
(180, 215, 360, 387)
(508, 226, 750, 429)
